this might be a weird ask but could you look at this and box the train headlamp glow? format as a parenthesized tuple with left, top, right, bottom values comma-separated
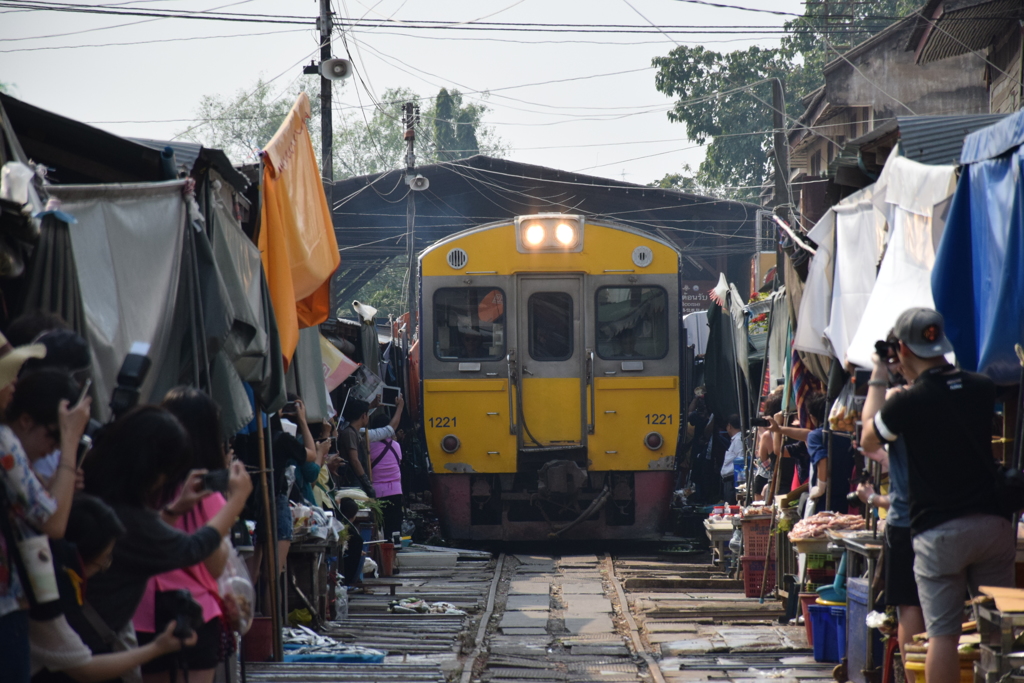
(555, 223, 575, 245)
(514, 214, 584, 252)
(525, 224, 546, 246)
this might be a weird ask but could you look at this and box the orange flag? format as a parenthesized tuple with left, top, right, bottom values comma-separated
(259, 92, 340, 366)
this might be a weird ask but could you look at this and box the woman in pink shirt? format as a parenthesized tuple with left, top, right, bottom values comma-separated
(134, 388, 233, 683)
(367, 412, 404, 540)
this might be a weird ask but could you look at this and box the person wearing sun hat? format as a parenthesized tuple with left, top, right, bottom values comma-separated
(0, 332, 93, 683)
(0, 331, 47, 412)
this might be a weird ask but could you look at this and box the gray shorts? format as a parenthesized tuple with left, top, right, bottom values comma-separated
(912, 514, 1014, 637)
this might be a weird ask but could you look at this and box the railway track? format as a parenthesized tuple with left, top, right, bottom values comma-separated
(242, 546, 839, 683)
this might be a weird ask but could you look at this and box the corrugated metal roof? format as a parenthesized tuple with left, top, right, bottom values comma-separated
(895, 114, 1009, 165)
(916, 0, 1023, 64)
(130, 138, 250, 192)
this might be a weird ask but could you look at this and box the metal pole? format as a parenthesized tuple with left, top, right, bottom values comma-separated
(771, 78, 790, 286)
(319, 0, 333, 206)
(403, 103, 418, 327)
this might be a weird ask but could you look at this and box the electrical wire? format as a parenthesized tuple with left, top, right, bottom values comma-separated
(0, 26, 306, 52)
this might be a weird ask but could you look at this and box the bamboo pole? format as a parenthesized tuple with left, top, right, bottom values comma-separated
(255, 400, 283, 661)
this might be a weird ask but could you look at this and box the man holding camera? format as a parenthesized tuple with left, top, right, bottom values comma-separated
(862, 308, 1013, 683)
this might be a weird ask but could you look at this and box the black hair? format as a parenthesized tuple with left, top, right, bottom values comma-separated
(162, 386, 225, 473)
(807, 393, 827, 425)
(727, 413, 741, 430)
(762, 393, 783, 418)
(5, 368, 79, 425)
(368, 410, 391, 431)
(83, 406, 191, 509)
(337, 496, 359, 520)
(65, 493, 125, 564)
(342, 399, 369, 424)
(5, 311, 69, 347)
(23, 329, 91, 374)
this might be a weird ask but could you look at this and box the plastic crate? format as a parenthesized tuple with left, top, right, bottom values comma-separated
(808, 604, 847, 663)
(806, 553, 836, 569)
(847, 578, 884, 683)
(807, 568, 836, 584)
(741, 555, 777, 598)
(741, 516, 774, 558)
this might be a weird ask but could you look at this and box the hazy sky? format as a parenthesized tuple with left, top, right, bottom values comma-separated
(1, 0, 806, 185)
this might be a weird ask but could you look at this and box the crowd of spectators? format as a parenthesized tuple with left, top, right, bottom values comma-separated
(0, 311, 407, 683)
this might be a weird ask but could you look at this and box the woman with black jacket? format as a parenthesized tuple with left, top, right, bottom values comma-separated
(80, 407, 252, 656)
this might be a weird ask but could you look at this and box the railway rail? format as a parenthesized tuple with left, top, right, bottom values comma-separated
(243, 545, 840, 682)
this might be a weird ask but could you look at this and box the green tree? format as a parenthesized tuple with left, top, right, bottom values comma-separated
(345, 263, 407, 320)
(182, 80, 504, 177)
(433, 88, 483, 162)
(651, 0, 921, 199)
(181, 78, 305, 164)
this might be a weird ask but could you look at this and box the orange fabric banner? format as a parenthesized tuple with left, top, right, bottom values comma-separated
(259, 92, 340, 366)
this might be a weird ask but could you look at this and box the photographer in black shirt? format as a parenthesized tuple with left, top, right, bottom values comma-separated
(862, 308, 1013, 683)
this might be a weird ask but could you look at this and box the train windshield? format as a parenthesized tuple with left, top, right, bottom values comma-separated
(595, 286, 669, 360)
(433, 287, 506, 361)
(528, 292, 574, 361)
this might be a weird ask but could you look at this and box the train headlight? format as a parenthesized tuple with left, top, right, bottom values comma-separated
(525, 224, 545, 246)
(515, 214, 583, 252)
(441, 434, 461, 454)
(644, 431, 664, 451)
(555, 223, 575, 245)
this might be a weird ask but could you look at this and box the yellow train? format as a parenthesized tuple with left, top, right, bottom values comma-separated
(418, 214, 681, 541)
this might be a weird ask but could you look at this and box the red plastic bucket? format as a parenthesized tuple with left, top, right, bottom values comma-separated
(242, 616, 273, 662)
(379, 542, 395, 577)
(799, 593, 818, 647)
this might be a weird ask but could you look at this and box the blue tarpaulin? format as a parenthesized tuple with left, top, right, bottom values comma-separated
(931, 110, 1024, 384)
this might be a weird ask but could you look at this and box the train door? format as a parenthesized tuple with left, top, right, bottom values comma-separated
(515, 275, 586, 448)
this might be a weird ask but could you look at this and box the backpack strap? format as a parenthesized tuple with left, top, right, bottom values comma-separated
(371, 440, 398, 470)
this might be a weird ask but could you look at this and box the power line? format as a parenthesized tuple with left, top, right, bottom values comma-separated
(0, 26, 308, 52)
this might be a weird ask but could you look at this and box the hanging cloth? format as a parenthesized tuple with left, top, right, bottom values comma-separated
(259, 92, 340, 368)
(846, 155, 956, 368)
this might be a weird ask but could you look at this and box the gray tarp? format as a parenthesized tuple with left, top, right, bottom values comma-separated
(209, 192, 286, 414)
(51, 181, 186, 420)
(286, 325, 329, 423)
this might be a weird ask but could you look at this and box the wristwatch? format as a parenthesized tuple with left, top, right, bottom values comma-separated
(867, 493, 877, 507)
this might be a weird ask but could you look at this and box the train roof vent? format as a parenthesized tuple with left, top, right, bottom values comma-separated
(446, 248, 468, 270)
(632, 245, 653, 268)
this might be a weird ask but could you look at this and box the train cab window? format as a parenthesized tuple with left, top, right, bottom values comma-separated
(528, 292, 573, 361)
(433, 287, 505, 361)
(595, 286, 668, 360)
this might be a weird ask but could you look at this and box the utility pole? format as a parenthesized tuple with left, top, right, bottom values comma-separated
(403, 102, 420, 329)
(319, 0, 333, 205)
(771, 77, 790, 286)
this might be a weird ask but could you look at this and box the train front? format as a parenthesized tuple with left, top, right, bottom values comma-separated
(418, 214, 680, 541)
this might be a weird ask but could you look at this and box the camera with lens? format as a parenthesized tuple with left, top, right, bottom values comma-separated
(154, 588, 204, 640)
(750, 417, 770, 428)
(202, 469, 230, 494)
(874, 338, 899, 362)
(109, 341, 152, 421)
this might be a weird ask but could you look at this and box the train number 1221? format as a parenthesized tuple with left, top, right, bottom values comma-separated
(429, 416, 457, 428)
(645, 414, 673, 425)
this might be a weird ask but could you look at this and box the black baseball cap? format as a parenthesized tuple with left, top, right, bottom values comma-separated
(894, 307, 954, 359)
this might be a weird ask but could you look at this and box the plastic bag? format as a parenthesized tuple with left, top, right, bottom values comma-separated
(218, 547, 255, 635)
(334, 580, 349, 621)
(828, 379, 862, 433)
